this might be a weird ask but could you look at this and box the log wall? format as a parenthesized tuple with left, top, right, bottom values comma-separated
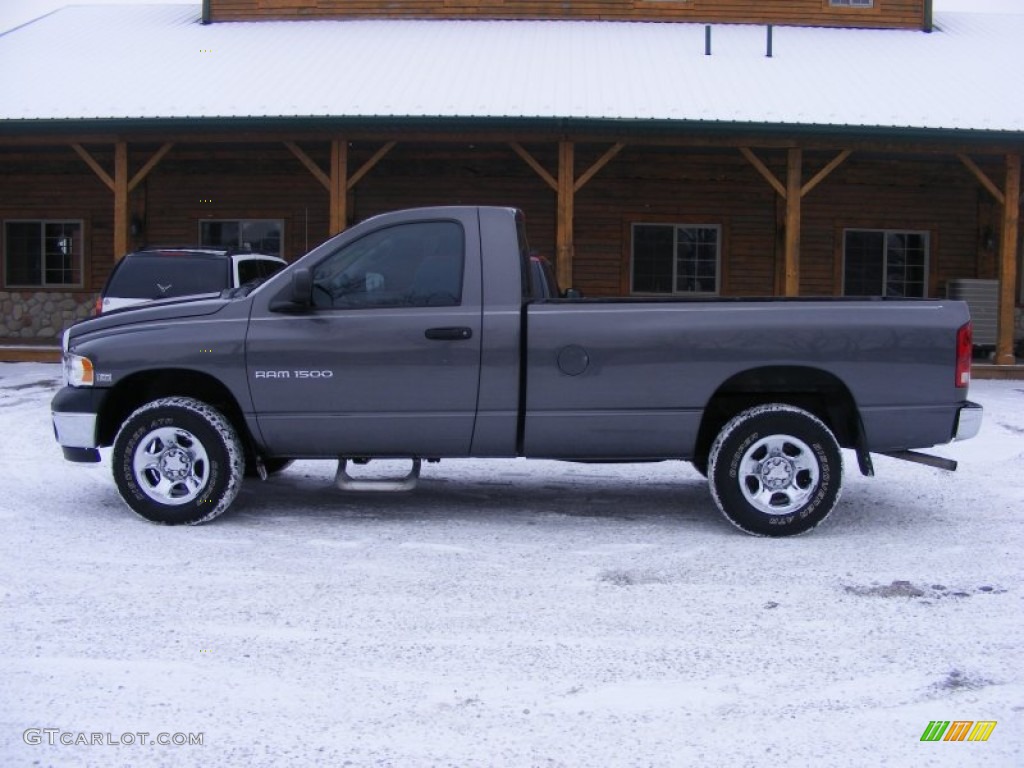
(210, 0, 927, 29)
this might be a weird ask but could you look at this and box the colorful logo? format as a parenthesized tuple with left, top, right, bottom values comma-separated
(920, 721, 997, 742)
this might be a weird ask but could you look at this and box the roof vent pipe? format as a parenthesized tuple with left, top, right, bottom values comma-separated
(705, 25, 712, 56)
(766, 24, 773, 58)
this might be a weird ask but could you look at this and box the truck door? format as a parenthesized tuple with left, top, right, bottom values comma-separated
(245, 215, 483, 458)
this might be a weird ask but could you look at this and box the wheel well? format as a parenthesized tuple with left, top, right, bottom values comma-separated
(694, 367, 861, 462)
(97, 369, 251, 449)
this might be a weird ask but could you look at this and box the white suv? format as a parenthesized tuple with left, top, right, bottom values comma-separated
(98, 247, 286, 313)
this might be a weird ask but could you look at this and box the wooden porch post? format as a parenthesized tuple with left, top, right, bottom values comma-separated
(997, 153, 1020, 365)
(330, 137, 348, 235)
(557, 140, 575, 291)
(784, 148, 802, 297)
(741, 146, 846, 298)
(113, 141, 129, 261)
(72, 141, 172, 258)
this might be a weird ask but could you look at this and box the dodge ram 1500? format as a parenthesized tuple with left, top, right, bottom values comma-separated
(52, 206, 982, 536)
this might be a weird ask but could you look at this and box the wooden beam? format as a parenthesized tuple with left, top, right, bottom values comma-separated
(957, 153, 1005, 205)
(346, 141, 396, 190)
(113, 141, 129, 261)
(509, 142, 558, 192)
(801, 149, 851, 198)
(740, 147, 787, 199)
(285, 141, 330, 190)
(11, 131, 1020, 157)
(556, 140, 575, 290)
(996, 153, 1020, 365)
(70, 143, 114, 191)
(784, 148, 802, 296)
(329, 137, 348, 235)
(574, 142, 625, 193)
(128, 142, 174, 193)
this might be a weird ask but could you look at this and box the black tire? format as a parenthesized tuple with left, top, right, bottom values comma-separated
(112, 397, 244, 525)
(708, 404, 842, 537)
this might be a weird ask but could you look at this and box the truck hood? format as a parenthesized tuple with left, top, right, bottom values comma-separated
(66, 295, 230, 344)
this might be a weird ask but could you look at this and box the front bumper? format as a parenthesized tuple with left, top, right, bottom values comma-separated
(53, 411, 97, 449)
(51, 386, 108, 462)
(954, 401, 983, 442)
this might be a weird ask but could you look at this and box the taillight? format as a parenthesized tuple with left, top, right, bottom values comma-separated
(955, 322, 972, 388)
(94, 296, 103, 315)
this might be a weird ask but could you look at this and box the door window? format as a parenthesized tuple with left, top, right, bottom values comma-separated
(311, 221, 464, 309)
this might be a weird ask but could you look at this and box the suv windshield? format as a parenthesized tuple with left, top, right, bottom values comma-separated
(106, 255, 230, 300)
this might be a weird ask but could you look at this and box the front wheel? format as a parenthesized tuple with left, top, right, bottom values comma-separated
(708, 404, 842, 537)
(112, 397, 244, 525)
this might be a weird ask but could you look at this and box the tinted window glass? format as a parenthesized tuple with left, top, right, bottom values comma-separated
(4, 222, 42, 285)
(237, 260, 262, 285)
(5, 221, 83, 287)
(311, 221, 464, 309)
(105, 256, 229, 300)
(632, 224, 675, 293)
(843, 230, 927, 298)
(237, 258, 285, 286)
(260, 259, 286, 279)
(632, 223, 720, 295)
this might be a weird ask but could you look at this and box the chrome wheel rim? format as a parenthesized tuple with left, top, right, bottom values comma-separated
(738, 434, 819, 515)
(132, 427, 210, 506)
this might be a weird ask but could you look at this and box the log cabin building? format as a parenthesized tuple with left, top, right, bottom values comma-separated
(0, 0, 1021, 363)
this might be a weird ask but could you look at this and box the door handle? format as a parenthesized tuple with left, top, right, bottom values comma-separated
(425, 326, 473, 341)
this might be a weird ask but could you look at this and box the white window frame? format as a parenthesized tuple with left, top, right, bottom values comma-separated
(630, 222, 721, 296)
(198, 218, 284, 257)
(829, 0, 873, 7)
(841, 228, 930, 298)
(3, 219, 85, 288)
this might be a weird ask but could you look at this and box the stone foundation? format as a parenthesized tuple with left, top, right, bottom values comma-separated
(0, 291, 95, 341)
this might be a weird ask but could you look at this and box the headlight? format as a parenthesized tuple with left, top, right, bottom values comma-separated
(61, 328, 70, 354)
(64, 354, 94, 387)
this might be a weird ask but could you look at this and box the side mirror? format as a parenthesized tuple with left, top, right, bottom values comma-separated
(270, 268, 313, 312)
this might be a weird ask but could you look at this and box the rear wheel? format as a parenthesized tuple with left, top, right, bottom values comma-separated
(112, 397, 244, 525)
(708, 404, 842, 537)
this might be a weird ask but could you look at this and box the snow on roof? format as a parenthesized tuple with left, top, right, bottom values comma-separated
(0, 4, 1021, 135)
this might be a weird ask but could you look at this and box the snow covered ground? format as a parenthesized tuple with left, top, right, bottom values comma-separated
(0, 362, 1021, 767)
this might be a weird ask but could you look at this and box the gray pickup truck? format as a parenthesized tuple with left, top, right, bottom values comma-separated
(52, 206, 982, 536)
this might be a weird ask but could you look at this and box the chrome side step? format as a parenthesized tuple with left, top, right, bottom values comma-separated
(335, 458, 421, 492)
(881, 450, 958, 472)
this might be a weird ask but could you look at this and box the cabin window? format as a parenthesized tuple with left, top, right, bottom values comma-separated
(199, 219, 284, 257)
(829, 0, 873, 7)
(631, 223, 720, 295)
(3, 220, 83, 288)
(843, 229, 929, 298)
